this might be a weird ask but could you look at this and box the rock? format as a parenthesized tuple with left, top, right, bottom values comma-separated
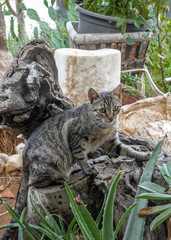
(54, 48, 121, 106)
(0, 153, 8, 174)
(5, 143, 25, 175)
(119, 93, 171, 153)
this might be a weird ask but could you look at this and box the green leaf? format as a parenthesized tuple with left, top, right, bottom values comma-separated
(66, 218, 77, 239)
(126, 37, 135, 45)
(51, 0, 56, 6)
(44, 0, 48, 8)
(116, 19, 124, 27)
(0, 223, 19, 230)
(137, 204, 171, 216)
(150, 208, 171, 231)
(48, 6, 57, 21)
(64, 182, 94, 240)
(142, 32, 150, 38)
(134, 19, 141, 29)
(63, 0, 69, 10)
(138, 181, 166, 194)
(121, 21, 127, 34)
(113, 202, 137, 240)
(27, 9, 40, 21)
(136, 192, 171, 200)
(79, 202, 101, 240)
(96, 195, 106, 227)
(29, 195, 53, 231)
(20, 3, 27, 11)
(3, 9, 11, 16)
(158, 163, 171, 186)
(102, 171, 122, 240)
(39, 21, 51, 37)
(34, 27, 39, 38)
(123, 140, 163, 240)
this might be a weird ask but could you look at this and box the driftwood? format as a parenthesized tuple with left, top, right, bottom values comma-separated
(0, 39, 73, 137)
(0, 40, 171, 240)
(25, 135, 170, 240)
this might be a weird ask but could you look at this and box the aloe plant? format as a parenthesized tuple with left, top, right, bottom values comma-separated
(0, 191, 78, 240)
(65, 171, 137, 240)
(136, 162, 171, 231)
(123, 139, 163, 240)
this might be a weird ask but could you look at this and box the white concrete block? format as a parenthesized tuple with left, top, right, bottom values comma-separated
(54, 48, 121, 106)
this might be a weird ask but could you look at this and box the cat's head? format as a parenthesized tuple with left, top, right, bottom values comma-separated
(88, 84, 122, 125)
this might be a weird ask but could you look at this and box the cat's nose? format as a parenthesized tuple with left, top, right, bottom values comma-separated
(107, 114, 114, 122)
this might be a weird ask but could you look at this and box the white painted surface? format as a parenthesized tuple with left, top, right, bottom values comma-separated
(55, 48, 121, 106)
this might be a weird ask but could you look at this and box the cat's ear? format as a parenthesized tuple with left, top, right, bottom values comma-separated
(112, 84, 122, 99)
(88, 88, 100, 104)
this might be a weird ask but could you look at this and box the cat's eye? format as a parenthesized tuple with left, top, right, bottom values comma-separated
(113, 106, 118, 111)
(99, 108, 106, 113)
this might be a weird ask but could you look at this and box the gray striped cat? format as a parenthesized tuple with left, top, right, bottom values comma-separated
(2, 84, 150, 240)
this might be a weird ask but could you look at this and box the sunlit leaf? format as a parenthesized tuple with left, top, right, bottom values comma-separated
(27, 9, 40, 21)
(20, 3, 27, 11)
(126, 37, 135, 45)
(34, 27, 39, 39)
(48, 6, 57, 21)
(150, 208, 171, 231)
(44, 0, 48, 8)
(39, 21, 51, 36)
(137, 204, 171, 216)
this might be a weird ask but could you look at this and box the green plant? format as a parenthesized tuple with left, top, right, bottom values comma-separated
(136, 162, 171, 231)
(64, 0, 167, 34)
(123, 139, 163, 240)
(20, 0, 78, 51)
(0, 191, 78, 240)
(65, 172, 137, 240)
(121, 72, 142, 96)
(145, 0, 171, 94)
(0, 172, 137, 240)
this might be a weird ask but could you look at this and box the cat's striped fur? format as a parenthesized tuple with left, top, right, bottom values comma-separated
(2, 84, 150, 239)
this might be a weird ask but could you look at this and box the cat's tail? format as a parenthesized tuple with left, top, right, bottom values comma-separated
(1, 172, 29, 240)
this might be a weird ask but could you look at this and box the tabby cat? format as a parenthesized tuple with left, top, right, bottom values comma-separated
(2, 84, 150, 239)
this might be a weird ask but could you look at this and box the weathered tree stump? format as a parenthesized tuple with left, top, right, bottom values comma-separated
(0, 40, 170, 240)
(0, 39, 73, 137)
(24, 136, 170, 240)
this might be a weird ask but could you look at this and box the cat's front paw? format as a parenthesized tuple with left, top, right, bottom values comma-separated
(138, 152, 152, 161)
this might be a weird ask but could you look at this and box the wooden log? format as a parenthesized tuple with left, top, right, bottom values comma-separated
(24, 135, 171, 240)
(0, 39, 73, 137)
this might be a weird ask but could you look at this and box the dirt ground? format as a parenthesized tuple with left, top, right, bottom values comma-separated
(0, 171, 21, 238)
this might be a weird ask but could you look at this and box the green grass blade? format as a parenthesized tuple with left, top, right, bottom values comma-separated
(137, 204, 171, 216)
(102, 171, 122, 240)
(123, 139, 163, 240)
(34, 191, 63, 236)
(58, 213, 66, 235)
(40, 222, 63, 239)
(136, 192, 171, 200)
(157, 163, 171, 186)
(34, 191, 50, 216)
(0, 197, 20, 220)
(150, 207, 171, 231)
(71, 224, 78, 240)
(79, 202, 101, 240)
(113, 202, 137, 240)
(0, 223, 19, 230)
(96, 194, 106, 227)
(0, 198, 36, 240)
(29, 195, 53, 231)
(64, 182, 94, 240)
(67, 218, 77, 240)
(138, 181, 166, 193)
(18, 208, 27, 240)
